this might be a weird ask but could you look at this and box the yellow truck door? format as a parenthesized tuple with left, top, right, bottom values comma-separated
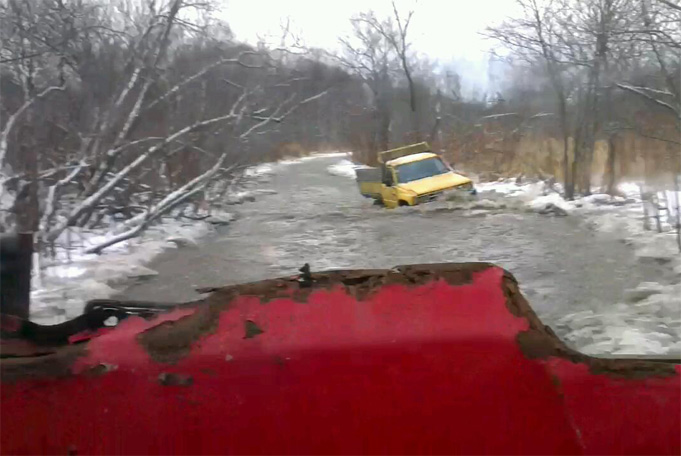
(380, 167, 399, 208)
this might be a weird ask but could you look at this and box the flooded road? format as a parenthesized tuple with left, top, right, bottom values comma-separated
(120, 156, 663, 326)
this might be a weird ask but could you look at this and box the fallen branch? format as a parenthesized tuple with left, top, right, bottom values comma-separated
(119, 153, 234, 230)
(83, 184, 206, 255)
(83, 151, 242, 254)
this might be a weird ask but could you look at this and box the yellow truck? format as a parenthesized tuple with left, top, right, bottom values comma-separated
(355, 142, 475, 208)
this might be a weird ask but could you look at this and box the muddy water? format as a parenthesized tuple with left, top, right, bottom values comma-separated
(120, 156, 664, 326)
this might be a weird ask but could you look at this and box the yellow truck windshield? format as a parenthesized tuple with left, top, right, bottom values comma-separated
(396, 158, 449, 183)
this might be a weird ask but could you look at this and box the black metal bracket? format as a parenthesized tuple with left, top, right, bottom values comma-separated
(2, 299, 175, 346)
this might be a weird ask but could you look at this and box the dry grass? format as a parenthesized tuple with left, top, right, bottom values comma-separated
(448, 131, 680, 187)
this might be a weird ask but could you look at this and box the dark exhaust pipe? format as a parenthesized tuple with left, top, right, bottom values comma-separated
(0, 232, 33, 320)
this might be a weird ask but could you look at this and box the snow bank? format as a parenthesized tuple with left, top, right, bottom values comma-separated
(556, 282, 681, 356)
(243, 163, 274, 178)
(327, 159, 362, 178)
(31, 218, 217, 325)
(477, 179, 574, 215)
(481, 179, 680, 235)
(476, 179, 539, 196)
(527, 193, 574, 216)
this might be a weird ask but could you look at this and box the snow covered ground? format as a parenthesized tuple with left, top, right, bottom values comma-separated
(30, 153, 347, 325)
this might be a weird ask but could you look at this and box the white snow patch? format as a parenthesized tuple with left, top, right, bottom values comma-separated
(226, 191, 257, 205)
(31, 219, 218, 325)
(478, 179, 557, 198)
(50, 265, 87, 279)
(617, 182, 640, 194)
(166, 237, 199, 248)
(277, 158, 304, 166)
(477, 179, 534, 196)
(327, 159, 363, 179)
(243, 163, 274, 178)
(248, 152, 352, 177)
(527, 193, 574, 215)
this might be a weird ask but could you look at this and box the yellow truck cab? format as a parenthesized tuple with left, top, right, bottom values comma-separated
(355, 142, 475, 208)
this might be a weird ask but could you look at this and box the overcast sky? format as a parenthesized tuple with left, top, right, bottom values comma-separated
(219, 0, 521, 96)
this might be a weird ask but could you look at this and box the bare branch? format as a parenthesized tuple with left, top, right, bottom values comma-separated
(239, 89, 329, 140)
(146, 52, 264, 111)
(656, 0, 681, 12)
(109, 137, 165, 156)
(480, 113, 521, 120)
(616, 83, 680, 116)
(0, 85, 65, 169)
(118, 154, 236, 231)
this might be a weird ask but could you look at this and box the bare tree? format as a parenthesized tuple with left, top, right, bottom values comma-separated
(488, 0, 646, 197)
(486, 0, 575, 197)
(388, 1, 416, 115)
(615, 0, 680, 134)
(337, 11, 397, 156)
(0, 0, 339, 255)
(359, 3, 420, 138)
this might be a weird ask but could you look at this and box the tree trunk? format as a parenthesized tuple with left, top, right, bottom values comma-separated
(582, 26, 609, 196)
(14, 122, 39, 233)
(580, 105, 597, 195)
(375, 71, 392, 152)
(605, 133, 617, 195)
(567, 120, 583, 200)
(675, 173, 681, 253)
(378, 108, 390, 151)
(558, 97, 571, 199)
